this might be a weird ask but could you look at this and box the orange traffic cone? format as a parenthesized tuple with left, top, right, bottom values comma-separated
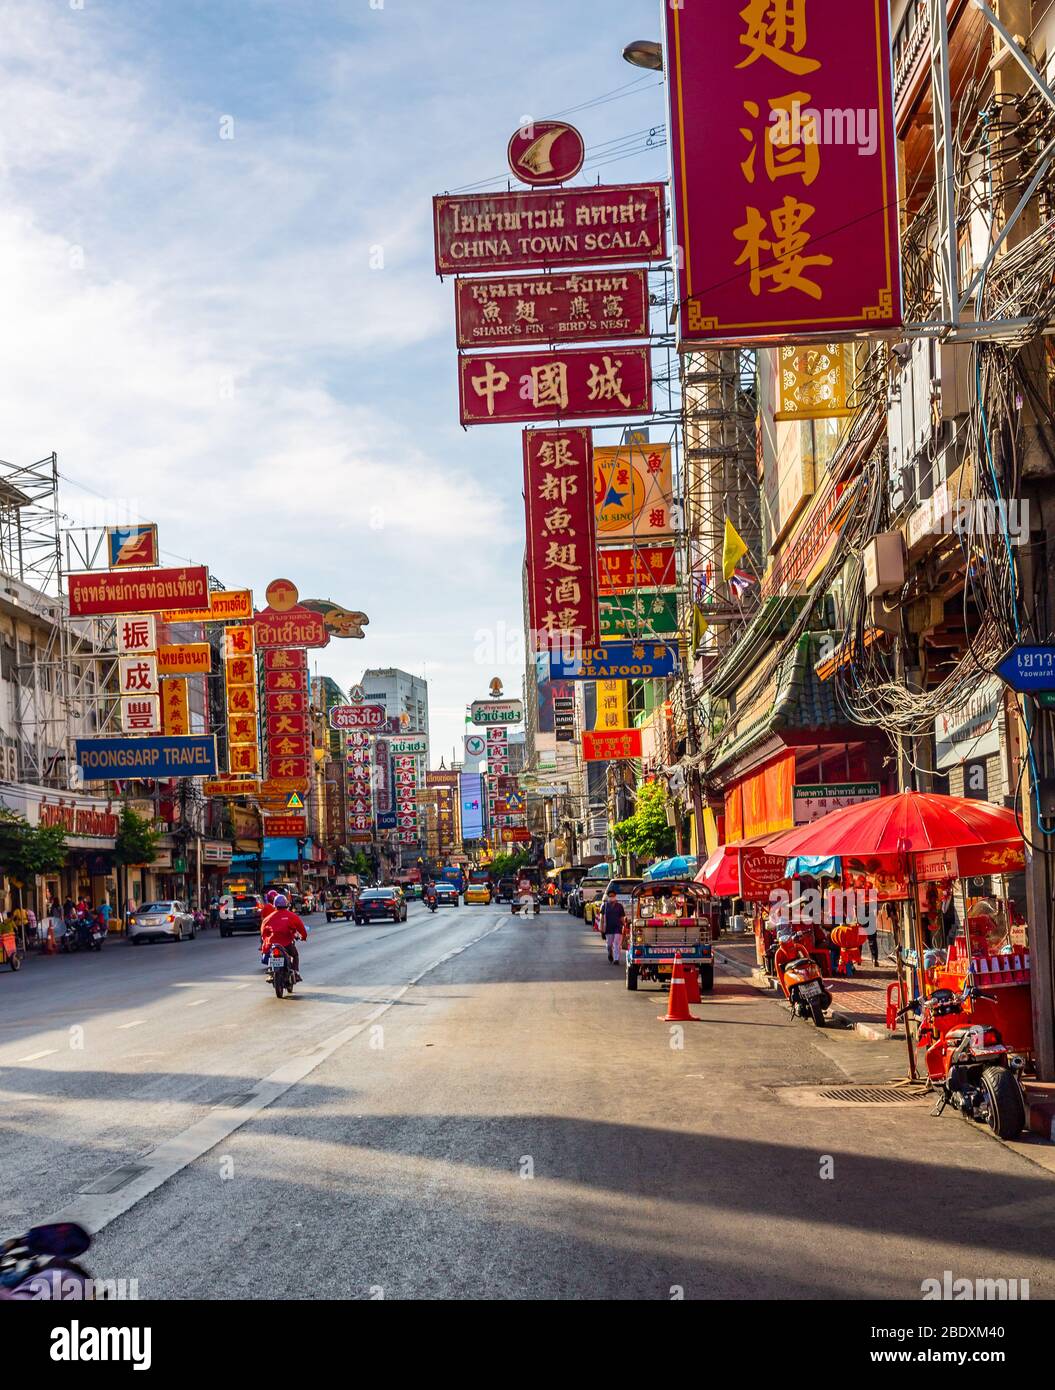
(659, 952, 698, 1022)
(684, 963, 701, 1005)
(45, 922, 57, 955)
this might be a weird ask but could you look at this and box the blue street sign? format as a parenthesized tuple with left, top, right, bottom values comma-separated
(994, 645, 1055, 694)
(74, 735, 218, 779)
(549, 640, 679, 681)
(377, 812, 398, 831)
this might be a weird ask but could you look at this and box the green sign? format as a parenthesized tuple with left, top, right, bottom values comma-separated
(598, 589, 679, 638)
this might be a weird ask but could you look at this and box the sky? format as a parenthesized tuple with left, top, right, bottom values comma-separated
(0, 0, 668, 761)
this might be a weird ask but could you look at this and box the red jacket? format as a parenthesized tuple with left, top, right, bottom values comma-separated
(263, 909, 307, 950)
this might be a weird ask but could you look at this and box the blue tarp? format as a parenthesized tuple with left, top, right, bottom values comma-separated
(784, 855, 841, 879)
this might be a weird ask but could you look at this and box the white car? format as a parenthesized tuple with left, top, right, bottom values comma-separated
(129, 900, 197, 945)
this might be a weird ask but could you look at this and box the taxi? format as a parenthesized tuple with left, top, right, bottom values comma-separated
(464, 880, 493, 905)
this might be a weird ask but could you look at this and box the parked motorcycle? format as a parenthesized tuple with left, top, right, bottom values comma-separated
(89, 918, 106, 952)
(899, 983, 1026, 1139)
(266, 943, 296, 999)
(0, 1222, 94, 1299)
(774, 928, 832, 1027)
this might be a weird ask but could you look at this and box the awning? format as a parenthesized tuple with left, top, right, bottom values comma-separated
(785, 854, 842, 879)
(695, 832, 790, 900)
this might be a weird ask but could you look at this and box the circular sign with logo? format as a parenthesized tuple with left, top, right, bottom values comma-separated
(349, 684, 365, 704)
(507, 121, 585, 187)
(594, 457, 645, 534)
(464, 734, 486, 758)
(265, 578, 299, 612)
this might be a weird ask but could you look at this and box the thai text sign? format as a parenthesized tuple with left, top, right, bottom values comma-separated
(460, 347, 651, 426)
(163, 589, 254, 624)
(434, 183, 666, 275)
(74, 735, 218, 779)
(68, 566, 209, 617)
(597, 544, 677, 593)
(455, 270, 650, 349)
(664, 0, 901, 343)
(582, 729, 643, 761)
(254, 608, 329, 649)
(469, 700, 524, 727)
(792, 781, 880, 823)
(549, 641, 679, 681)
(157, 643, 212, 676)
(329, 704, 386, 730)
(523, 428, 599, 646)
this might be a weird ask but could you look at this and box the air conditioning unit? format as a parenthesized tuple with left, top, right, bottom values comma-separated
(863, 532, 906, 597)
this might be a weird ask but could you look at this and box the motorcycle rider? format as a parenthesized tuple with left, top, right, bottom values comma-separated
(262, 894, 307, 981)
(259, 888, 279, 959)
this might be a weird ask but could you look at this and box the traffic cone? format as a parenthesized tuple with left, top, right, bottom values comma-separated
(684, 963, 701, 1005)
(659, 952, 698, 1022)
(45, 922, 57, 955)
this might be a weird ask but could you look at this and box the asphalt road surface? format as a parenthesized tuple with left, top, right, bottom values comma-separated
(3, 902, 1055, 1300)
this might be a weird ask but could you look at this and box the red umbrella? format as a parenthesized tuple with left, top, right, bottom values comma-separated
(766, 791, 1021, 860)
(696, 832, 788, 898)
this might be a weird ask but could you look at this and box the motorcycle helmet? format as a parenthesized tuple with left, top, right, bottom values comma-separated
(265, 889, 279, 904)
(273, 894, 289, 909)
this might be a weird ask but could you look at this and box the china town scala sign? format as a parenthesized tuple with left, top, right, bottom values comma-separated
(38, 798, 119, 839)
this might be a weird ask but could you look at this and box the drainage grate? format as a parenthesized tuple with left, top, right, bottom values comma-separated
(819, 1085, 925, 1104)
(79, 1164, 151, 1195)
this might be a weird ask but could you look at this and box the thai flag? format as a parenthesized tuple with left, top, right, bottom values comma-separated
(728, 568, 756, 599)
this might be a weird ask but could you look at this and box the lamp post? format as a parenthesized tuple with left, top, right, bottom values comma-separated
(622, 39, 663, 72)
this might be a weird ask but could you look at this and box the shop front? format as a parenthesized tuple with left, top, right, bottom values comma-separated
(0, 786, 119, 916)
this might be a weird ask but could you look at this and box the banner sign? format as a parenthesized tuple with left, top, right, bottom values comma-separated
(161, 678, 191, 736)
(254, 608, 329, 649)
(74, 735, 218, 779)
(598, 590, 679, 639)
(740, 849, 791, 899)
(523, 427, 599, 646)
(157, 643, 212, 676)
(106, 524, 159, 569)
(204, 778, 260, 798)
(582, 728, 644, 762)
(329, 704, 386, 730)
(793, 781, 881, 824)
(163, 589, 254, 624)
(389, 737, 428, 754)
(593, 679, 628, 734)
(263, 814, 308, 837)
(470, 700, 524, 727)
(68, 566, 209, 617)
(550, 641, 679, 681)
(458, 346, 652, 426)
(597, 543, 677, 593)
(455, 270, 650, 350)
(595, 443, 674, 540)
(663, 0, 901, 344)
(433, 183, 667, 276)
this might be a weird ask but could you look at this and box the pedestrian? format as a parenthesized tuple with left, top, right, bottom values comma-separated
(63, 896, 74, 924)
(99, 898, 112, 933)
(599, 886, 627, 966)
(858, 897, 879, 966)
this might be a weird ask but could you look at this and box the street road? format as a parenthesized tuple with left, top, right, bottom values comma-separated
(4, 903, 1055, 1299)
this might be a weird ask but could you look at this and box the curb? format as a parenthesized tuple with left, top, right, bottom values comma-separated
(713, 947, 757, 980)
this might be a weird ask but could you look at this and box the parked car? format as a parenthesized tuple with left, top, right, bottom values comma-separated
(586, 877, 642, 930)
(355, 888, 407, 924)
(129, 900, 197, 945)
(433, 881, 460, 907)
(495, 876, 516, 904)
(219, 893, 264, 938)
(326, 892, 356, 922)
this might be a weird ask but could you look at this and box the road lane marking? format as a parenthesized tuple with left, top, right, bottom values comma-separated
(16, 1049, 58, 1062)
(117, 1020, 146, 1030)
(47, 918, 506, 1237)
(186, 1000, 207, 1008)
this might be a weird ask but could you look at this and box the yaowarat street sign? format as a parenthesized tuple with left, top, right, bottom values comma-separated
(582, 728, 644, 762)
(68, 566, 210, 617)
(455, 270, 650, 350)
(459, 346, 651, 426)
(524, 428, 600, 647)
(433, 183, 667, 276)
(663, 0, 901, 343)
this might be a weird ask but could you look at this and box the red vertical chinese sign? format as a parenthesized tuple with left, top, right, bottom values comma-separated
(523, 427, 600, 647)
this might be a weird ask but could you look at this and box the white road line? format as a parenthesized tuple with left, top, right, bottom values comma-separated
(186, 1000, 207, 1008)
(16, 1049, 58, 1063)
(117, 1020, 146, 1030)
(231, 983, 251, 991)
(47, 919, 506, 1238)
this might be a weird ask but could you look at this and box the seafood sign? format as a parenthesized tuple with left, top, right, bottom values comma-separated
(68, 566, 210, 617)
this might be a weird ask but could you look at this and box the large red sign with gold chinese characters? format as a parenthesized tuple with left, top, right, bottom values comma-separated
(664, 0, 901, 344)
(582, 728, 643, 762)
(523, 428, 600, 646)
(459, 346, 651, 426)
(454, 270, 650, 350)
(434, 184, 666, 276)
(597, 544, 677, 594)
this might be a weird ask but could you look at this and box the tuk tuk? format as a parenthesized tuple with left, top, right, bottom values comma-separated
(625, 880, 716, 992)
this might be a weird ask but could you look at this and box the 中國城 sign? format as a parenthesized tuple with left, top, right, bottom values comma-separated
(433, 183, 667, 276)
(459, 346, 652, 426)
(663, 0, 901, 343)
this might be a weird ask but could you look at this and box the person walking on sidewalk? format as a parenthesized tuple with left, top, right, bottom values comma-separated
(600, 887, 627, 965)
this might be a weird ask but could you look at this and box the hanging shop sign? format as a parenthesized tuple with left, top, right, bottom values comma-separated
(523, 427, 600, 646)
(464, 734, 486, 757)
(433, 183, 667, 276)
(203, 778, 260, 798)
(594, 443, 674, 540)
(740, 848, 791, 899)
(792, 782, 881, 824)
(117, 615, 157, 656)
(68, 566, 210, 617)
(593, 679, 628, 736)
(582, 728, 644, 762)
(554, 695, 576, 743)
(157, 643, 212, 676)
(329, 704, 386, 730)
(454, 269, 650, 350)
(390, 737, 428, 755)
(106, 523, 159, 569)
(160, 678, 191, 736)
(597, 543, 677, 594)
(549, 641, 679, 681)
(935, 677, 1004, 770)
(458, 346, 652, 426)
(254, 578, 330, 649)
(74, 735, 218, 779)
(598, 590, 680, 639)
(507, 120, 585, 186)
(469, 700, 524, 727)
(995, 645, 1055, 695)
(663, 0, 901, 344)
(775, 344, 855, 421)
(162, 589, 254, 624)
(264, 814, 308, 837)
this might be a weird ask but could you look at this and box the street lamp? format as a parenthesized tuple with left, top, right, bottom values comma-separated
(622, 39, 663, 72)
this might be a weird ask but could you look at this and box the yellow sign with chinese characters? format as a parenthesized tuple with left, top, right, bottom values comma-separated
(593, 680, 628, 733)
(775, 343, 854, 421)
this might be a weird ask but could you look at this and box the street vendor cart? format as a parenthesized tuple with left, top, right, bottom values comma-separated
(625, 879, 718, 992)
(0, 924, 23, 973)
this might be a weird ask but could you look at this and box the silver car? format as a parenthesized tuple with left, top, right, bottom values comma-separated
(129, 900, 197, 945)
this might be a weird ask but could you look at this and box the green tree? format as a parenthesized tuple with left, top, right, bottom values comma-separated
(0, 808, 67, 907)
(612, 781, 675, 867)
(113, 805, 159, 914)
(490, 850, 531, 878)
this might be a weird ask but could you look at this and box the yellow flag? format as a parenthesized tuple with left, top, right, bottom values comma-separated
(692, 605, 709, 651)
(722, 518, 748, 581)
